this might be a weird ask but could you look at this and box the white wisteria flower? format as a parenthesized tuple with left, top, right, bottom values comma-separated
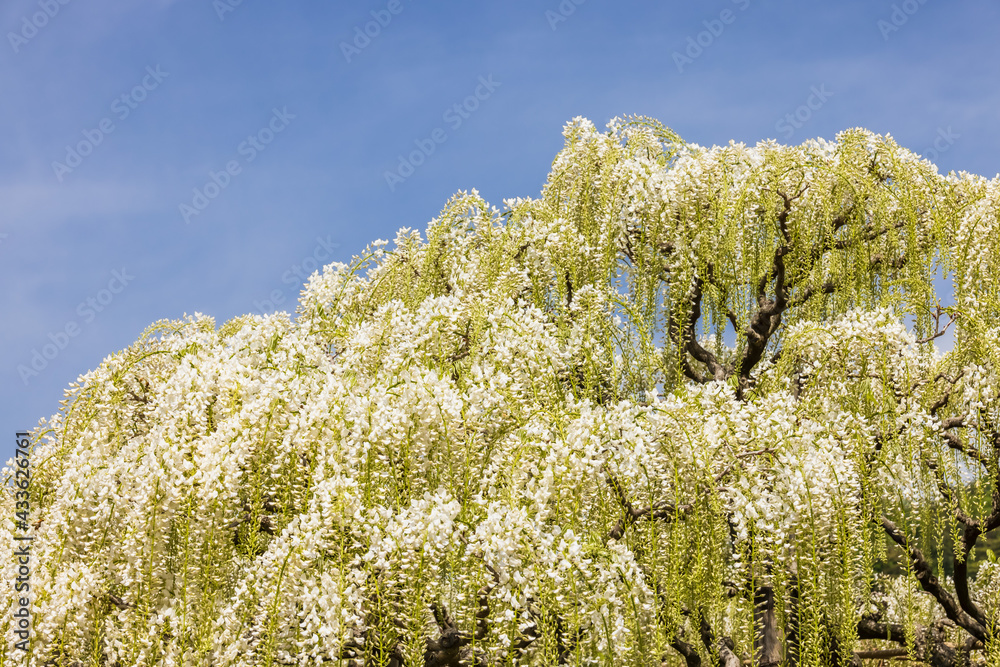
(4, 116, 1000, 666)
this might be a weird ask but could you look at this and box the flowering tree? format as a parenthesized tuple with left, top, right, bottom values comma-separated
(4, 116, 1000, 666)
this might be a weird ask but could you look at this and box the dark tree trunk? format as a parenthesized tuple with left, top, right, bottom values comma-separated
(754, 586, 782, 667)
(784, 575, 799, 667)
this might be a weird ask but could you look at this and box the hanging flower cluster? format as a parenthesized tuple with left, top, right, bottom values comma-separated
(4, 116, 1000, 666)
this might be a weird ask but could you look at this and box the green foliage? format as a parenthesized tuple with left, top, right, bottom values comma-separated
(5, 117, 1000, 666)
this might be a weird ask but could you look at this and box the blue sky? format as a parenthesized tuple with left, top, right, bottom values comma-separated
(2, 0, 997, 464)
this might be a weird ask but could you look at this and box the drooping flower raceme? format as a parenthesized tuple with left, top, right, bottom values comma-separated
(4, 116, 1000, 666)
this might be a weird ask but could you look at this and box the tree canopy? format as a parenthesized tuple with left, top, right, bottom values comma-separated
(5, 116, 1000, 666)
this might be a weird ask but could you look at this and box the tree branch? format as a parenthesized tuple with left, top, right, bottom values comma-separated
(954, 525, 991, 633)
(857, 616, 981, 667)
(916, 306, 958, 345)
(880, 515, 987, 642)
(939, 427, 991, 472)
(668, 637, 703, 667)
(923, 457, 978, 528)
(697, 614, 741, 667)
(671, 275, 727, 382)
(926, 371, 966, 415)
(604, 469, 693, 542)
(832, 218, 907, 250)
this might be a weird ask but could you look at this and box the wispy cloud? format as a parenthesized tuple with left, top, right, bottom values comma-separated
(0, 178, 160, 230)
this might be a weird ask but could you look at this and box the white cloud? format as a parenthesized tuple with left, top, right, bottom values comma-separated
(0, 178, 159, 230)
